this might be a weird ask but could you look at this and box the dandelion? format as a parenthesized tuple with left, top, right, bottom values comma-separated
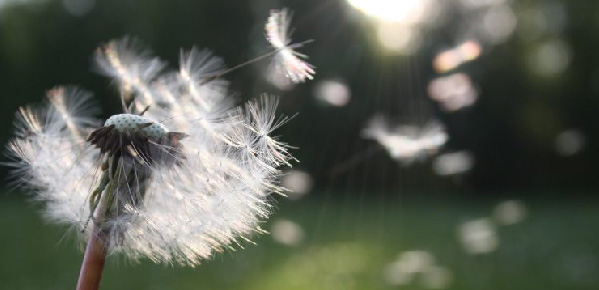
(6, 21, 309, 289)
(362, 115, 448, 164)
(265, 8, 315, 84)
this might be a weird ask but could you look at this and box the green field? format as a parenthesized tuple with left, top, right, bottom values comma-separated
(1, 194, 598, 290)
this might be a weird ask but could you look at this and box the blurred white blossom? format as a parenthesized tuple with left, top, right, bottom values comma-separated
(7, 37, 295, 266)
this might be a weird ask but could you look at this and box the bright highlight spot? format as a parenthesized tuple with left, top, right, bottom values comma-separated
(271, 219, 305, 247)
(347, 0, 432, 24)
(428, 73, 478, 111)
(433, 41, 482, 73)
(458, 218, 498, 254)
(377, 23, 421, 54)
(398, 251, 435, 273)
(383, 250, 452, 289)
(281, 170, 313, 200)
(421, 266, 453, 289)
(433, 151, 474, 176)
(459, 0, 508, 9)
(555, 129, 585, 156)
(529, 39, 571, 77)
(63, 0, 95, 16)
(314, 80, 351, 106)
(481, 5, 517, 44)
(493, 200, 527, 226)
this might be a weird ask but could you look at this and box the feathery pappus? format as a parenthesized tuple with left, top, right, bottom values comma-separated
(362, 115, 448, 165)
(265, 8, 315, 85)
(6, 36, 299, 266)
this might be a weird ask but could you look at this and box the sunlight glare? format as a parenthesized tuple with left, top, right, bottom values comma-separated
(347, 0, 431, 24)
(377, 23, 421, 54)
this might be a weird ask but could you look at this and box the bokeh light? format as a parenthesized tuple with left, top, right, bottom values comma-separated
(480, 4, 517, 44)
(458, 219, 499, 254)
(421, 265, 452, 289)
(346, 0, 433, 24)
(376, 22, 421, 54)
(528, 39, 571, 77)
(383, 251, 452, 289)
(555, 129, 585, 156)
(432, 151, 474, 176)
(271, 219, 305, 247)
(314, 79, 351, 107)
(281, 170, 313, 200)
(428, 73, 478, 111)
(0, 1, 598, 289)
(493, 200, 527, 226)
(433, 41, 482, 73)
(62, 0, 95, 16)
(383, 250, 435, 285)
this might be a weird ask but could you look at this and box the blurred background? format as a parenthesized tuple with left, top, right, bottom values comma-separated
(1, 0, 598, 289)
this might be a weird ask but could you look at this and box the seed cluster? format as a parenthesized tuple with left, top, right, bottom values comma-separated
(104, 114, 167, 138)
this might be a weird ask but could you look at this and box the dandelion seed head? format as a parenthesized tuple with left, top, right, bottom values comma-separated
(7, 37, 297, 266)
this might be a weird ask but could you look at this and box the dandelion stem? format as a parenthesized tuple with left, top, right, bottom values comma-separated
(77, 162, 115, 290)
(76, 225, 107, 290)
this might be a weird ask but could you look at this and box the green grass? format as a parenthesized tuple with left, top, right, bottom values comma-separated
(1, 193, 598, 290)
